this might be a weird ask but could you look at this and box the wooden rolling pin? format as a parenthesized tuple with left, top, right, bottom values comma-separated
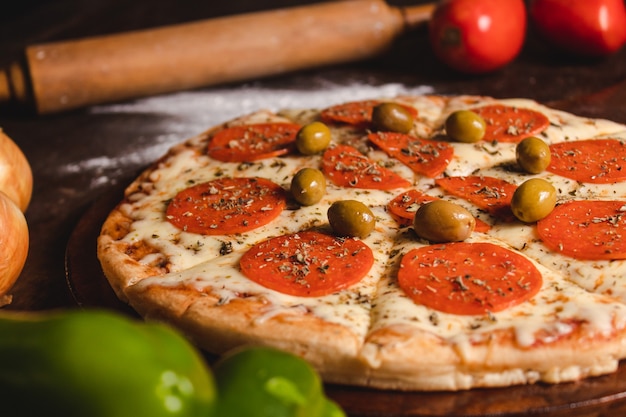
(0, 0, 434, 115)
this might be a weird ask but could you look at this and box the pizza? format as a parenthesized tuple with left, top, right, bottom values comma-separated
(97, 94, 626, 391)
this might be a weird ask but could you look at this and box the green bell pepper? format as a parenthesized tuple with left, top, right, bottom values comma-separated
(0, 309, 216, 417)
(213, 345, 346, 417)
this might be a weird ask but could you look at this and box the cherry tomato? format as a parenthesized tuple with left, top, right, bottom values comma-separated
(530, 0, 626, 57)
(429, 0, 527, 74)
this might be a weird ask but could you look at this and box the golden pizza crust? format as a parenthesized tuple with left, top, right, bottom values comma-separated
(96, 94, 626, 391)
(359, 323, 626, 390)
(123, 280, 369, 382)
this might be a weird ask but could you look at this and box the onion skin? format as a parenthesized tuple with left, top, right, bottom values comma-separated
(0, 191, 29, 306)
(0, 130, 33, 212)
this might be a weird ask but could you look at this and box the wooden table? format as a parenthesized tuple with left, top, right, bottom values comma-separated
(2, 1, 626, 415)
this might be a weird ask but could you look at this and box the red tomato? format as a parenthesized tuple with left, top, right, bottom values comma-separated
(530, 0, 626, 57)
(428, 0, 527, 74)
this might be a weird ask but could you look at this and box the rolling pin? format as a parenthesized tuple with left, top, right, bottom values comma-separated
(0, 0, 434, 115)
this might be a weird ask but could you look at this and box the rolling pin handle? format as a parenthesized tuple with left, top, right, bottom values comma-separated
(0, 1, 436, 115)
(0, 60, 33, 112)
(401, 3, 436, 31)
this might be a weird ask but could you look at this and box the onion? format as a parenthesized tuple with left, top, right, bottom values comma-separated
(0, 129, 33, 212)
(0, 191, 29, 306)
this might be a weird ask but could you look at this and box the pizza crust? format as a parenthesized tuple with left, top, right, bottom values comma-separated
(124, 279, 371, 383)
(98, 208, 169, 301)
(360, 322, 626, 390)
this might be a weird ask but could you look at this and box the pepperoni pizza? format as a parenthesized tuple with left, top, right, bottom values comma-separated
(97, 95, 626, 391)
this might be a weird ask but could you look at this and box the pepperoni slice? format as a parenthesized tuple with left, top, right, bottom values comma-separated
(208, 123, 300, 162)
(322, 144, 412, 190)
(368, 132, 453, 178)
(547, 138, 626, 184)
(388, 189, 437, 225)
(398, 242, 543, 315)
(472, 219, 491, 233)
(472, 104, 550, 143)
(319, 100, 418, 127)
(435, 176, 517, 221)
(240, 231, 374, 297)
(537, 200, 626, 260)
(166, 177, 286, 235)
(388, 189, 491, 232)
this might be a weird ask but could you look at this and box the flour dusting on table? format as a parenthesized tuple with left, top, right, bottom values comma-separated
(91, 81, 434, 134)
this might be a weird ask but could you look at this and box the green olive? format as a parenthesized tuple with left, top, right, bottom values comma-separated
(327, 200, 375, 238)
(413, 200, 476, 243)
(290, 168, 326, 206)
(371, 102, 414, 133)
(516, 136, 551, 174)
(445, 110, 487, 143)
(511, 178, 557, 223)
(295, 122, 332, 155)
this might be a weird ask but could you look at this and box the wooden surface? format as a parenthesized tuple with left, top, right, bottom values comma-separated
(2, 0, 626, 415)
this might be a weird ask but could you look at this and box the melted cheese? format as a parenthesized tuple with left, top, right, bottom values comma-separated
(491, 220, 626, 304)
(116, 95, 626, 372)
(368, 232, 626, 349)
